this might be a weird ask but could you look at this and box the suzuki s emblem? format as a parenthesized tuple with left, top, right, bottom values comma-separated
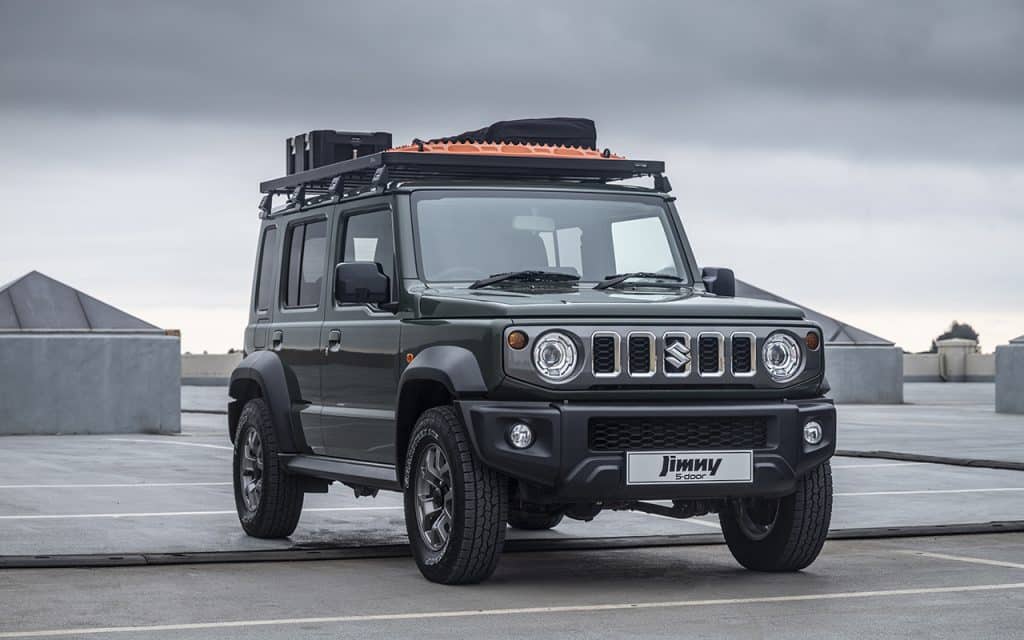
(665, 340, 691, 369)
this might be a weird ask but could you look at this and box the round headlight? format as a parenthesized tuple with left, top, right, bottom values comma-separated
(532, 331, 579, 382)
(762, 332, 803, 382)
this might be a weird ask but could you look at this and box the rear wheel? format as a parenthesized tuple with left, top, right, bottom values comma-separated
(404, 406, 508, 584)
(719, 461, 832, 571)
(233, 398, 304, 538)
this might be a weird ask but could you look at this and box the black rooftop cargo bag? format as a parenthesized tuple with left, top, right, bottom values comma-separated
(428, 117, 597, 149)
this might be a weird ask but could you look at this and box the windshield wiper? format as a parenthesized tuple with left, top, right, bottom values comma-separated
(469, 270, 581, 290)
(593, 272, 686, 290)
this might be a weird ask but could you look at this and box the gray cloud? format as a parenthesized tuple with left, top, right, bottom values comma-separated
(2, 0, 1023, 162)
(0, 0, 1022, 352)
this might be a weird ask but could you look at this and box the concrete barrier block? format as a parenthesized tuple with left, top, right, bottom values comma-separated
(996, 342, 1024, 414)
(181, 352, 243, 385)
(0, 334, 181, 435)
(825, 345, 904, 404)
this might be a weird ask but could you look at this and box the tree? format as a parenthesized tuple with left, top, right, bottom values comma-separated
(928, 321, 980, 353)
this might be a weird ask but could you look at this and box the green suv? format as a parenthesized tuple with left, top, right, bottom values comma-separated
(228, 120, 835, 584)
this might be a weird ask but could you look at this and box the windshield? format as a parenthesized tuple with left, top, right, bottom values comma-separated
(412, 191, 688, 284)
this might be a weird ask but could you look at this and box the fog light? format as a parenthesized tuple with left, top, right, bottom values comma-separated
(508, 423, 534, 449)
(803, 420, 823, 445)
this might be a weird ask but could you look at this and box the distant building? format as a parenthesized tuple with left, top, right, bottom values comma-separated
(0, 271, 180, 434)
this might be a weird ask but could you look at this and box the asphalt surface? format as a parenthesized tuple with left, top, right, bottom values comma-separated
(838, 383, 1024, 465)
(1, 533, 1023, 639)
(1, 382, 1022, 637)
(1, 384, 1023, 558)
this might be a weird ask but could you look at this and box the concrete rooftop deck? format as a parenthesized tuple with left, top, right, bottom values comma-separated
(0, 383, 1021, 561)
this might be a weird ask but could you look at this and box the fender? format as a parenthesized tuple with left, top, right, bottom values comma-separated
(393, 345, 489, 485)
(228, 350, 309, 453)
(398, 345, 488, 397)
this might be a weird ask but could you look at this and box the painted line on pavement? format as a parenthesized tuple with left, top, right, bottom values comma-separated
(831, 462, 920, 469)
(0, 482, 230, 490)
(0, 506, 403, 520)
(837, 487, 1024, 497)
(638, 512, 721, 529)
(1, 582, 1022, 638)
(104, 439, 232, 451)
(899, 551, 1024, 571)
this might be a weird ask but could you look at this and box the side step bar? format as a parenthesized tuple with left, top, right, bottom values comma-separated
(282, 454, 401, 492)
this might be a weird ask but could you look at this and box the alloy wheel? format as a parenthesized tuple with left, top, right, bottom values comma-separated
(239, 428, 264, 512)
(414, 443, 454, 552)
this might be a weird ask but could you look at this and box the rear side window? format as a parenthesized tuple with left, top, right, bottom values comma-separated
(283, 219, 327, 308)
(254, 227, 278, 312)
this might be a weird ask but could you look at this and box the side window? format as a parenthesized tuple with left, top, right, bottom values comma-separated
(283, 218, 327, 308)
(340, 210, 395, 286)
(254, 226, 278, 313)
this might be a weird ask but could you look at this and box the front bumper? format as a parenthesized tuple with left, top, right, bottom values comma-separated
(457, 398, 836, 501)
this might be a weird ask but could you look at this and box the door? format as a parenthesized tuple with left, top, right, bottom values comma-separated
(320, 206, 401, 463)
(269, 213, 330, 453)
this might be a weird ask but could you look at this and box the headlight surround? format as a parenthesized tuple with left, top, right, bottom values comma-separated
(532, 331, 579, 382)
(762, 332, 803, 382)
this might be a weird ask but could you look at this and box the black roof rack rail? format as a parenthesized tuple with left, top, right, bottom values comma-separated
(259, 150, 667, 196)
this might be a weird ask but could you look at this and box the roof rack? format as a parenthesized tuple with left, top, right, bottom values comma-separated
(258, 142, 669, 211)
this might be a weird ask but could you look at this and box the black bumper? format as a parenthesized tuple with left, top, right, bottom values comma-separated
(457, 398, 836, 501)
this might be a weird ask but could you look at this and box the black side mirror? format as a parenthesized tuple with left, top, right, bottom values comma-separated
(701, 267, 735, 297)
(335, 262, 391, 305)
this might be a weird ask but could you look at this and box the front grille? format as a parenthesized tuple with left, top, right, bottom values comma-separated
(698, 335, 721, 375)
(732, 335, 753, 374)
(592, 334, 617, 375)
(628, 334, 653, 375)
(589, 416, 768, 452)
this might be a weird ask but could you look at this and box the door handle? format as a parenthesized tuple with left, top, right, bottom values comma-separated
(325, 329, 342, 355)
(270, 330, 284, 352)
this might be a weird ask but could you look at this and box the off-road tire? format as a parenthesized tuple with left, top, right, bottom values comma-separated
(233, 398, 304, 538)
(720, 461, 832, 572)
(404, 406, 508, 584)
(508, 510, 564, 531)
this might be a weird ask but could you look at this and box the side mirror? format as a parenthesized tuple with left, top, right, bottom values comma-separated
(701, 267, 735, 297)
(335, 262, 391, 305)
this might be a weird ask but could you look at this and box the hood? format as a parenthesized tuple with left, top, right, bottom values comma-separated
(415, 285, 805, 320)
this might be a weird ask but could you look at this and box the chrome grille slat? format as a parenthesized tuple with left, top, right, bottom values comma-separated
(627, 332, 656, 377)
(591, 332, 620, 377)
(697, 332, 724, 377)
(731, 332, 756, 377)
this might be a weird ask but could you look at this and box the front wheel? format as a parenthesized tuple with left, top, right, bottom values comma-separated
(719, 461, 832, 571)
(403, 406, 508, 584)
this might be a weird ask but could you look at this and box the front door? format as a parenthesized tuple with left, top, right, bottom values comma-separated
(320, 206, 401, 463)
(269, 212, 330, 453)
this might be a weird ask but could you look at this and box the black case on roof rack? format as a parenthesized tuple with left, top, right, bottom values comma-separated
(286, 130, 392, 175)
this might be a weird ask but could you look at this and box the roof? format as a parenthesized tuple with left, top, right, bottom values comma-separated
(735, 280, 894, 346)
(0, 271, 161, 332)
(1011, 335, 1024, 345)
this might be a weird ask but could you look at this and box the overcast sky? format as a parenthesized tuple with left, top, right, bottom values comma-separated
(1, 0, 1022, 353)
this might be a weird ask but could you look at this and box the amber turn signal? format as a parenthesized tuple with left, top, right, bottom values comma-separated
(805, 332, 820, 351)
(507, 331, 529, 350)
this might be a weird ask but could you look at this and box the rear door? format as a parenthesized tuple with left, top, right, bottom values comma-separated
(268, 210, 332, 453)
(320, 204, 401, 462)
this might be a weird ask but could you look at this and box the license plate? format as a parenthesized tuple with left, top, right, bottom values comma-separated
(626, 450, 753, 485)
